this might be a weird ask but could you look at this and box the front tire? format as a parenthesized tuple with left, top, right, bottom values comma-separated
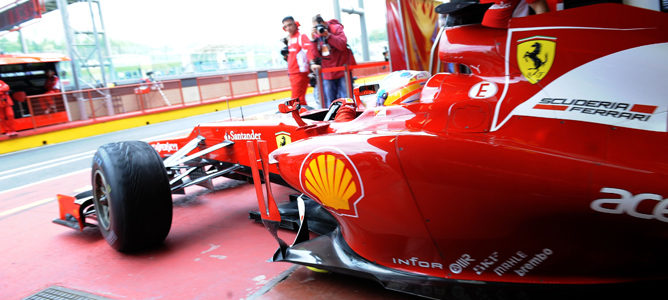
(92, 141, 172, 252)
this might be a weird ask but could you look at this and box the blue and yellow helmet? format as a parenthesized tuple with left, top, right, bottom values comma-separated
(376, 70, 430, 107)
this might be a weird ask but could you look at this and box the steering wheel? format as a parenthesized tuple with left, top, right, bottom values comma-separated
(323, 101, 343, 121)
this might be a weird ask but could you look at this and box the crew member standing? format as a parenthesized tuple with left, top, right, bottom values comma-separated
(310, 14, 354, 107)
(282, 16, 314, 107)
(41, 69, 60, 114)
(0, 80, 17, 136)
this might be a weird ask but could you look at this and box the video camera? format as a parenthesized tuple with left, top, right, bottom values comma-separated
(280, 37, 289, 61)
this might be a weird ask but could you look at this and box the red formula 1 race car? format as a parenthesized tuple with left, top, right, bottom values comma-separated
(54, 2, 666, 299)
(248, 3, 667, 299)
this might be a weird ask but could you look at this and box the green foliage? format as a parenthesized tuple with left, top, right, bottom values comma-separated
(0, 37, 22, 53)
(109, 40, 152, 55)
(28, 39, 65, 52)
(368, 29, 388, 43)
(0, 37, 65, 53)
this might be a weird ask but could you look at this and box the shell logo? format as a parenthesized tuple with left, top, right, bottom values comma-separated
(300, 148, 364, 217)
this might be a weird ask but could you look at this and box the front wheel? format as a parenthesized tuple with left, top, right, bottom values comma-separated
(92, 141, 172, 252)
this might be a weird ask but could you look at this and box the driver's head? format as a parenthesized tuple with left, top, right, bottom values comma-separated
(376, 70, 430, 107)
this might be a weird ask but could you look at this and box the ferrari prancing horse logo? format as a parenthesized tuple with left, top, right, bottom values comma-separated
(517, 36, 556, 84)
(275, 131, 291, 148)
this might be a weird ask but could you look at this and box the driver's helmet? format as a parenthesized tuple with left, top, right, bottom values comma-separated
(376, 70, 430, 107)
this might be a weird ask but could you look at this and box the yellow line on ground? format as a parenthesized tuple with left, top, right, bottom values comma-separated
(0, 91, 291, 155)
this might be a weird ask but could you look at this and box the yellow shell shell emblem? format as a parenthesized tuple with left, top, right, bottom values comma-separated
(517, 36, 556, 84)
(301, 152, 364, 216)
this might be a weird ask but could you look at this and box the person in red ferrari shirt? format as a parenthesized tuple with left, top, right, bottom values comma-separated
(309, 14, 355, 107)
(0, 80, 17, 136)
(282, 16, 314, 107)
(41, 69, 60, 114)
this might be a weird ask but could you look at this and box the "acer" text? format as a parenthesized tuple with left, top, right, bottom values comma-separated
(591, 187, 668, 223)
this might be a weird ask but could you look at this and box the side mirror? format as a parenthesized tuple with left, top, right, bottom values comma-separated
(352, 84, 379, 109)
(279, 98, 306, 127)
(278, 99, 301, 114)
(356, 84, 379, 96)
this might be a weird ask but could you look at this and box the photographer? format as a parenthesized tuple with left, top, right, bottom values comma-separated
(310, 14, 354, 107)
(281, 16, 314, 107)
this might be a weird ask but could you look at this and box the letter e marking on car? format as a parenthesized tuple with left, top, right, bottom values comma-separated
(469, 81, 498, 99)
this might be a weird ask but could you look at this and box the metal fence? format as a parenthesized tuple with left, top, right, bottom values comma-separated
(14, 61, 389, 131)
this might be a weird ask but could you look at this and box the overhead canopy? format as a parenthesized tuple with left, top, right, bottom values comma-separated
(0, 0, 79, 33)
(0, 0, 41, 32)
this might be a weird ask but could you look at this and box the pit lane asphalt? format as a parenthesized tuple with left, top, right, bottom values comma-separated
(0, 97, 304, 193)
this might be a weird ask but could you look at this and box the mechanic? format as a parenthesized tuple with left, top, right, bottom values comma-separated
(0, 80, 17, 136)
(282, 16, 315, 107)
(40, 69, 60, 114)
(309, 14, 356, 107)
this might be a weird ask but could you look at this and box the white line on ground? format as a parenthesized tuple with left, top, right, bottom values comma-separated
(141, 129, 191, 142)
(0, 154, 94, 181)
(0, 197, 55, 217)
(0, 150, 96, 178)
(0, 168, 89, 195)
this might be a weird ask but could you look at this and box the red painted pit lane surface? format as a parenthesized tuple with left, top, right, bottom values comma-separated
(0, 169, 420, 299)
(0, 171, 300, 299)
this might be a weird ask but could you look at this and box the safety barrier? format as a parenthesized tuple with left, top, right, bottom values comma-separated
(11, 61, 389, 132)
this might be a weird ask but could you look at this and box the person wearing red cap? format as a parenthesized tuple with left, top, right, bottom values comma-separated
(282, 16, 314, 107)
(0, 80, 17, 136)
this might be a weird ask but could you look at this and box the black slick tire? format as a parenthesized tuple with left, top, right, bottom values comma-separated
(91, 141, 172, 252)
